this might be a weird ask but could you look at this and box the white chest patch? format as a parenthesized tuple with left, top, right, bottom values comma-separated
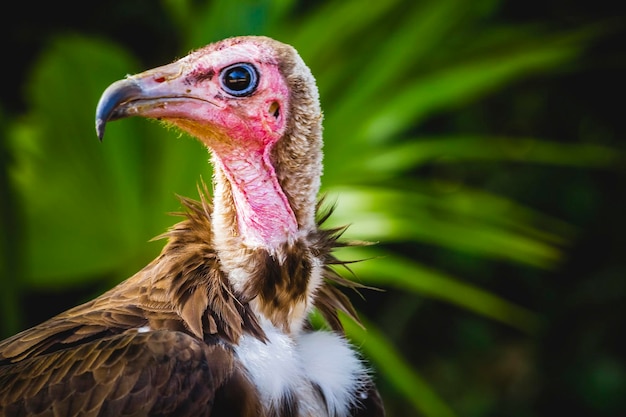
(235, 322, 369, 416)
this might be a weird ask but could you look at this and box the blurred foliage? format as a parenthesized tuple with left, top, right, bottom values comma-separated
(1, 0, 625, 416)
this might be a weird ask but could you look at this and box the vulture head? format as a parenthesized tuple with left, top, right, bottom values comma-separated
(97, 36, 322, 246)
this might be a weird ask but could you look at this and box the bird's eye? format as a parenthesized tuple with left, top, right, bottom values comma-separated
(220, 63, 259, 97)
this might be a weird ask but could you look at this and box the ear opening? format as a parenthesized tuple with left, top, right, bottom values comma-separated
(268, 101, 280, 119)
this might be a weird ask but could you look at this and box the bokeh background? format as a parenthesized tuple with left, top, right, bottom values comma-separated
(1, 1, 624, 416)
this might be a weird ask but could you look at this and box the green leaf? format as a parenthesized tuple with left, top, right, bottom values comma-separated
(182, 0, 293, 49)
(9, 36, 209, 285)
(334, 39, 579, 148)
(337, 247, 541, 333)
(325, 185, 567, 269)
(286, 0, 403, 61)
(343, 313, 458, 417)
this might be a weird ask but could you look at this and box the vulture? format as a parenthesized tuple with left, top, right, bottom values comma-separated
(0, 36, 385, 417)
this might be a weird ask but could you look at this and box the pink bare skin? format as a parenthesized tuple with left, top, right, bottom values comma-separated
(99, 40, 298, 250)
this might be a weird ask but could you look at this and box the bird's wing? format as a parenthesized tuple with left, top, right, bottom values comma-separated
(0, 329, 258, 417)
(351, 382, 386, 417)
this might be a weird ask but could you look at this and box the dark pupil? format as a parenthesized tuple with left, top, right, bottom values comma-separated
(224, 67, 251, 91)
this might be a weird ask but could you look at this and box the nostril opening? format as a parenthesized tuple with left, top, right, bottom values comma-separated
(269, 101, 280, 119)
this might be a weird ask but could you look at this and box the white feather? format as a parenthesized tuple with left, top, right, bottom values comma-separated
(236, 320, 368, 416)
(237, 322, 302, 405)
(298, 331, 369, 416)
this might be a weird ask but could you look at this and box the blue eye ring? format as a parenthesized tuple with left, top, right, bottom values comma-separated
(220, 63, 259, 97)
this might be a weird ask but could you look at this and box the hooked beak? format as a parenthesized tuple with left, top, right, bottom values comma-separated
(95, 59, 217, 141)
(95, 78, 143, 140)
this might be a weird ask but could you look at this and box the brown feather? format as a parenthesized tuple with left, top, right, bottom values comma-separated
(1, 331, 233, 417)
(0, 192, 376, 416)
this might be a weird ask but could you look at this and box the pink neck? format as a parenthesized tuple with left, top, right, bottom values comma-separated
(212, 148, 298, 249)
